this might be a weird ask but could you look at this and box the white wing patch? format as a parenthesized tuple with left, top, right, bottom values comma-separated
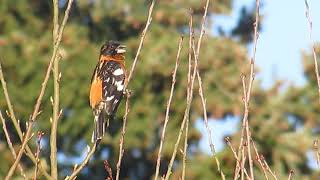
(113, 68, 124, 76)
(106, 95, 114, 101)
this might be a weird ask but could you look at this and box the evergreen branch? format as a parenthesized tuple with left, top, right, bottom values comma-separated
(65, 143, 98, 180)
(50, 0, 61, 177)
(304, 0, 320, 103)
(154, 36, 184, 180)
(0, 111, 26, 178)
(5, 0, 74, 178)
(115, 91, 131, 180)
(126, 0, 156, 85)
(181, 11, 194, 180)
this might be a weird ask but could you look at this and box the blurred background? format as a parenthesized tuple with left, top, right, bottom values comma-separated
(1, 0, 320, 179)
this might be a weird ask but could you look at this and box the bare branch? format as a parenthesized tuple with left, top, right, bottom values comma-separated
(5, 0, 74, 178)
(66, 143, 98, 180)
(181, 11, 194, 180)
(33, 131, 45, 180)
(116, 91, 131, 180)
(0, 60, 51, 179)
(154, 36, 184, 180)
(50, 0, 61, 177)
(104, 160, 113, 180)
(0, 111, 26, 178)
(304, 0, 320, 102)
(126, 0, 156, 85)
(236, 0, 260, 179)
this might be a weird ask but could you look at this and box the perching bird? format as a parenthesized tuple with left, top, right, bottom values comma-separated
(89, 40, 126, 143)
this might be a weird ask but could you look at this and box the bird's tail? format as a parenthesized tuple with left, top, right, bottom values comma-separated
(92, 111, 107, 144)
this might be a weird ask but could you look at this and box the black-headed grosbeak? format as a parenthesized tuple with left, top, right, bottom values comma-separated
(90, 40, 126, 143)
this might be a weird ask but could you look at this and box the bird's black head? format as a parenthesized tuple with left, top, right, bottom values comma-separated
(100, 40, 126, 56)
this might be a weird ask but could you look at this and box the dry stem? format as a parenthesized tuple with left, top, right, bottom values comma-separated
(65, 143, 98, 180)
(0, 60, 51, 179)
(181, 11, 194, 180)
(115, 91, 131, 180)
(225, 137, 250, 179)
(0, 111, 26, 178)
(235, 0, 260, 179)
(304, 0, 320, 102)
(104, 160, 114, 180)
(154, 37, 184, 180)
(126, 0, 156, 85)
(50, 0, 61, 178)
(5, 0, 74, 178)
(34, 131, 45, 180)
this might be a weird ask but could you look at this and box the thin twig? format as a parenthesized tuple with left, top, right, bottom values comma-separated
(251, 139, 269, 180)
(5, 0, 74, 178)
(260, 155, 278, 180)
(126, 0, 156, 85)
(193, 0, 225, 178)
(34, 131, 45, 180)
(304, 0, 320, 102)
(225, 137, 250, 179)
(50, 0, 61, 177)
(65, 143, 98, 180)
(115, 91, 131, 180)
(154, 37, 184, 180)
(236, 0, 260, 179)
(164, 35, 198, 180)
(104, 160, 114, 180)
(0, 111, 26, 178)
(313, 140, 320, 169)
(181, 11, 194, 180)
(287, 170, 294, 180)
(0, 60, 51, 179)
(114, 1, 156, 179)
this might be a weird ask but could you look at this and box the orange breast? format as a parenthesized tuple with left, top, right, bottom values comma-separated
(89, 78, 102, 108)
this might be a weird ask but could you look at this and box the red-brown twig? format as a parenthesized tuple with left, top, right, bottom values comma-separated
(154, 37, 184, 180)
(34, 131, 45, 180)
(5, 0, 74, 179)
(304, 0, 320, 102)
(115, 91, 131, 180)
(104, 160, 113, 180)
(0, 111, 26, 178)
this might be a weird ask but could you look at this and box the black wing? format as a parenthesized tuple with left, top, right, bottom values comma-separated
(98, 61, 125, 116)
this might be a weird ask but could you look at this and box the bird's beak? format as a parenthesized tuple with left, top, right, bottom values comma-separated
(116, 45, 126, 54)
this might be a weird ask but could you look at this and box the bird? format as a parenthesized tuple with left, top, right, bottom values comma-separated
(89, 40, 127, 143)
